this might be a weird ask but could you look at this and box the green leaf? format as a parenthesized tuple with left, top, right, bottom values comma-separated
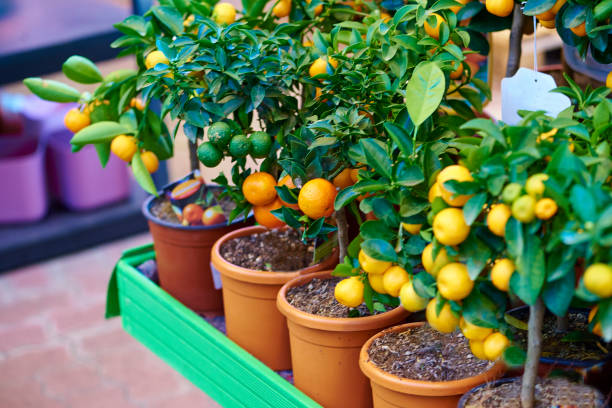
(523, 0, 557, 16)
(463, 193, 486, 226)
(459, 235, 491, 280)
(361, 239, 397, 262)
(542, 271, 574, 317)
(71, 122, 131, 145)
(360, 220, 396, 241)
(570, 185, 597, 223)
(460, 118, 506, 148)
(361, 139, 392, 180)
(384, 122, 413, 156)
(405, 62, 445, 127)
(62, 56, 103, 84)
(94, 143, 111, 168)
(275, 185, 298, 205)
(395, 163, 424, 187)
(131, 151, 158, 196)
(151, 6, 184, 35)
(503, 346, 526, 367)
(413, 272, 436, 298)
(334, 187, 359, 210)
(510, 233, 546, 305)
(347, 235, 364, 258)
(462, 288, 499, 329)
(23, 78, 81, 102)
(504, 313, 528, 330)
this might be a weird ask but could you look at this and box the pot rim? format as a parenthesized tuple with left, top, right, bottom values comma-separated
(276, 270, 409, 332)
(358, 322, 505, 397)
(210, 225, 338, 285)
(142, 184, 250, 231)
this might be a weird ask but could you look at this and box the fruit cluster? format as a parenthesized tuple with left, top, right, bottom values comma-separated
(197, 122, 273, 167)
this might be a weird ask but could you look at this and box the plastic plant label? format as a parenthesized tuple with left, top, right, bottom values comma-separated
(501, 68, 571, 125)
(210, 262, 223, 289)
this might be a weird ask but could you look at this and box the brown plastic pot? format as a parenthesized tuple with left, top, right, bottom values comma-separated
(211, 226, 338, 371)
(277, 271, 410, 408)
(359, 322, 505, 408)
(142, 194, 251, 314)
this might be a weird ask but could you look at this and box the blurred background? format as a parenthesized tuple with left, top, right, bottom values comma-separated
(0, 0, 567, 407)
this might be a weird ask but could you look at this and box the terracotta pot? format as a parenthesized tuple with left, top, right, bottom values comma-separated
(211, 226, 338, 371)
(277, 271, 410, 408)
(142, 194, 251, 314)
(359, 322, 505, 408)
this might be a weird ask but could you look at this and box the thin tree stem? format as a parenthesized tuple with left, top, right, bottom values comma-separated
(506, 5, 525, 78)
(188, 140, 199, 172)
(521, 298, 545, 408)
(555, 315, 569, 333)
(335, 207, 349, 262)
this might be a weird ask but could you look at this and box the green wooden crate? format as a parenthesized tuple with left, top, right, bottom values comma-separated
(106, 244, 320, 408)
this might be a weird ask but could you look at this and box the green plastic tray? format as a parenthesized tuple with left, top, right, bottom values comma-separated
(106, 244, 320, 408)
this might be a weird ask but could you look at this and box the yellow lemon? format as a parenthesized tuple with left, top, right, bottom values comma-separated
(584, 263, 612, 298)
(334, 276, 364, 307)
(433, 208, 470, 246)
(421, 244, 453, 278)
(426, 298, 460, 333)
(399, 281, 429, 312)
(483, 332, 510, 360)
(485, 0, 514, 17)
(470, 339, 488, 360)
(525, 173, 548, 197)
(437, 165, 474, 207)
(460, 317, 493, 341)
(402, 223, 422, 235)
(145, 50, 169, 70)
(490, 258, 515, 292)
(437, 263, 474, 301)
(382, 266, 410, 297)
(424, 13, 444, 40)
(359, 249, 392, 275)
(213, 2, 236, 24)
(368, 273, 386, 294)
(607, 71, 612, 90)
(487, 203, 511, 237)
(429, 182, 442, 203)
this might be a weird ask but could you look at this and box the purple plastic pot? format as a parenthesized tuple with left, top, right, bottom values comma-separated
(0, 133, 48, 223)
(46, 129, 130, 211)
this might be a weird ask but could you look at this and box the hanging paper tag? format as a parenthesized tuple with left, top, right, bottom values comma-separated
(210, 263, 223, 289)
(501, 68, 571, 125)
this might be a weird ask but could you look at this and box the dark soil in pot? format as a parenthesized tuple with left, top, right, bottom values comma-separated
(219, 228, 315, 271)
(460, 377, 605, 408)
(509, 307, 609, 363)
(286, 276, 391, 318)
(367, 324, 494, 382)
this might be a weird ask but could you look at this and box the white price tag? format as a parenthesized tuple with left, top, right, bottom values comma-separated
(501, 68, 571, 125)
(210, 263, 222, 289)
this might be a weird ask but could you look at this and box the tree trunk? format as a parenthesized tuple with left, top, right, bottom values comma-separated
(506, 4, 525, 77)
(555, 315, 569, 333)
(188, 140, 199, 172)
(521, 298, 545, 408)
(335, 207, 349, 263)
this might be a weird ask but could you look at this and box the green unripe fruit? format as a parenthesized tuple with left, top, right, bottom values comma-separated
(502, 183, 523, 204)
(511, 195, 536, 223)
(197, 142, 223, 167)
(228, 134, 251, 158)
(207, 122, 232, 148)
(249, 131, 272, 158)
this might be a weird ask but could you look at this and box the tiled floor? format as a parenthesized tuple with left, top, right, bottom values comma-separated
(0, 233, 220, 408)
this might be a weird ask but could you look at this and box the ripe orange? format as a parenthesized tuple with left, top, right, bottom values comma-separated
(130, 98, 145, 110)
(253, 198, 286, 229)
(485, 0, 514, 17)
(64, 108, 90, 133)
(309, 57, 338, 77)
(333, 169, 354, 189)
(450, 61, 464, 80)
(589, 307, 603, 337)
(273, 0, 291, 18)
(536, 0, 566, 20)
(450, 0, 471, 14)
(424, 13, 444, 40)
(539, 19, 556, 29)
(140, 151, 159, 173)
(298, 178, 337, 219)
(110, 135, 138, 162)
(350, 168, 360, 184)
(182, 203, 203, 225)
(437, 165, 474, 207)
(306, 0, 323, 15)
(242, 172, 278, 206)
(277, 175, 300, 210)
(212, 2, 236, 24)
(535, 198, 558, 220)
(571, 22, 587, 37)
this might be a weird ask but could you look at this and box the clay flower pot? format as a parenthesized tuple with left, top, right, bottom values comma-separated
(210, 226, 338, 371)
(277, 271, 410, 408)
(359, 322, 505, 408)
(142, 194, 251, 314)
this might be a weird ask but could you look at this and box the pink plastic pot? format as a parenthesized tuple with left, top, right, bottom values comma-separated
(46, 129, 130, 211)
(0, 133, 48, 223)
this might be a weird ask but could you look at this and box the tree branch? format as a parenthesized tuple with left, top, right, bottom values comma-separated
(335, 207, 349, 262)
(521, 298, 545, 408)
(188, 140, 199, 172)
(506, 5, 525, 77)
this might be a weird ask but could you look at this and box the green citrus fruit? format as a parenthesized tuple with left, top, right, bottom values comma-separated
(228, 134, 251, 158)
(249, 131, 272, 158)
(208, 122, 232, 148)
(502, 183, 523, 204)
(197, 142, 223, 167)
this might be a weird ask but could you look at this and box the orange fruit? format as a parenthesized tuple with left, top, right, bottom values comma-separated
(536, 0, 565, 20)
(381, 12, 392, 22)
(450, 61, 464, 79)
(273, 0, 291, 17)
(182, 203, 204, 225)
(277, 175, 300, 210)
(212, 2, 236, 24)
(242, 172, 278, 206)
(350, 168, 360, 184)
(110, 135, 138, 162)
(309, 56, 338, 77)
(450, 0, 471, 14)
(130, 98, 145, 110)
(539, 19, 556, 28)
(333, 169, 354, 189)
(306, 0, 323, 15)
(487, 203, 511, 237)
(607, 71, 612, 90)
(589, 307, 603, 337)
(298, 178, 337, 219)
(64, 108, 90, 133)
(535, 198, 558, 220)
(253, 198, 285, 229)
(424, 13, 444, 40)
(571, 22, 587, 37)
(485, 0, 514, 17)
(140, 151, 159, 173)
